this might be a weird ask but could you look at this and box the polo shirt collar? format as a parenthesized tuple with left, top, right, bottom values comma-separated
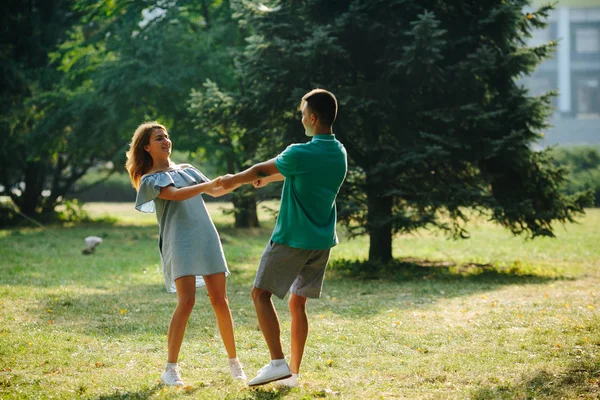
(311, 134, 335, 141)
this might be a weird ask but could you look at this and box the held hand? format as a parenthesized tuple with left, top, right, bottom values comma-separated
(219, 174, 236, 190)
(207, 177, 221, 190)
(253, 179, 268, 188)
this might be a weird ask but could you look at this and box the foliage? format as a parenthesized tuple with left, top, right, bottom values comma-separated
(69, 172, 136, 203)
(231, 0, 593, 263)
(56, 199, 92, 222)
(2, 0, 594, 258)
(0, 0, 89, 217)
(0, 202, 20, 228)
(69, 0, 259, 225)
(551, 146, 600, 207)
(1, 0, 246, 222)
(188, 79, 263, 226)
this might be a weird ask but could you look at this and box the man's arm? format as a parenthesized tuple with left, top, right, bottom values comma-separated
(253, 173, 285, 188)
(220, 158, 280, 190)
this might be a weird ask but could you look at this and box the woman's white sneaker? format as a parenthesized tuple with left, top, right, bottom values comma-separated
(276, 373, 298, 387)
(160, 366, 184, 386)
(228, 358, 247, 380)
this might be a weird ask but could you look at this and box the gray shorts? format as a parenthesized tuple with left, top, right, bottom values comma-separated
(254, 240, 331, 299)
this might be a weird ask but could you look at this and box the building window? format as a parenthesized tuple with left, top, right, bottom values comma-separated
(575, 27, 600, 54)
(575, 77, 600, 118)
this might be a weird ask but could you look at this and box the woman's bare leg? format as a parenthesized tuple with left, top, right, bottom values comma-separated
(167, 276, 196, 363)
(204, 273, 237, 358)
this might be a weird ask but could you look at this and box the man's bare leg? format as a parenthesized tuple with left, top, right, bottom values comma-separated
(251, 286, 284, 359)
(288, 293, 308, 374)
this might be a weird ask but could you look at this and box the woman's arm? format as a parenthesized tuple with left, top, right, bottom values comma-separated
(204, 184, 242, 198)
(220, 158, 280, 190)
(157, 178, 220, 201)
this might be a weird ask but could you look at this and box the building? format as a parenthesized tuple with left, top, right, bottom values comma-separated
(524, 0, 600, 146)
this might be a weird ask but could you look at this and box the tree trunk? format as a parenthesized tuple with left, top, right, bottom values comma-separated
(366, 179, 393, 264)
(232, 186, 259, 228)
(18, 161, 45, 217)
(201, 0, 211, 29)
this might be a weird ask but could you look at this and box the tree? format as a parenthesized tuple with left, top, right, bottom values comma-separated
(0, 0, 85, 219)
(1, 0, 259, 225)
(188, 80, 262, 227)
(233, 0, 592, 263)
(55, 0, 261, 227)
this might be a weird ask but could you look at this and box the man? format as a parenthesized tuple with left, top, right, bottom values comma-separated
(220, 88, 347, 387)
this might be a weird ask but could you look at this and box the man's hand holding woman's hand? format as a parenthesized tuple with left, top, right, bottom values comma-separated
(215, 173, 269, 191)
(218, 174, 239, 191)
(207, 177, 222, 190)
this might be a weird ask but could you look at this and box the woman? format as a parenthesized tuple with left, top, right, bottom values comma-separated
(125, 121, 245, 386)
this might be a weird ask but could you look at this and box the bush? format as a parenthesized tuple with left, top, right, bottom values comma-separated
(67, 171, 137, 203)
(0, 201, 20, 227)
(56, 199, 92, 222)
(551, 146, 600, 207)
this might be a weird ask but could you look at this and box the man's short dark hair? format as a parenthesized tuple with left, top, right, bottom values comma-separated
(301, 89, 338, 127)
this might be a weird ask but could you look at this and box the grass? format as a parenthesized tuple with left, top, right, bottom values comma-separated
(0, 202, 599, 399)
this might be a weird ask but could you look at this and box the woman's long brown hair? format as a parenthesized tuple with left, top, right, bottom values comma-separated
(125, 122, 167, 189)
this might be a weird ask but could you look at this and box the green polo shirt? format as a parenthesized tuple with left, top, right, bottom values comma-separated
(272, 134, 347, 250)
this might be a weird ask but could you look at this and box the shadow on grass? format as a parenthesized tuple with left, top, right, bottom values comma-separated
(315, 257, 573, 318)
(92, 385, 293, 400)
(244, 386, 291, 399)
(470, 359, 600, 399)
(94, 383, 163, 399)
(243, 386, 342, 399)
(328, 257, 570, 284)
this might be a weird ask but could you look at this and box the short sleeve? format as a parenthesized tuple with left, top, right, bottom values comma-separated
(275, 144, 301, 177)
(135, 173, 176, 213)
(185, 166, 210, 183)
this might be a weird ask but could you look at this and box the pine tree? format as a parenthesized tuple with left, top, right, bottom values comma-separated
(234, 0, 592, 263)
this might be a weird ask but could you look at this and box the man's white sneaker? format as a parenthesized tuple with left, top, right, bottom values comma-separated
(160, 366, 184, 386)
(228, 358, 247, 380)
(248, 361, 292, 386)
(276, 373, 298, 388)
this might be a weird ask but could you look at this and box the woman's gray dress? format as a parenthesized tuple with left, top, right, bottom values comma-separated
(135, 166, 229, 293)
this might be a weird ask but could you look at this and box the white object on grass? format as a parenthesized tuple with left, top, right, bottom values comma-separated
(82, 236, 103, 254)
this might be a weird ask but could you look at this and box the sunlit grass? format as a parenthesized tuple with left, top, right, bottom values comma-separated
(0, 204, 598, 399)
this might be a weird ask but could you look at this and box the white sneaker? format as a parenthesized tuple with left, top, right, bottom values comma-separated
(228, 358, 247, 380)
(160, 366, 184, 386)
(276, 373, 298, 388)
(248, 361, 292, 386)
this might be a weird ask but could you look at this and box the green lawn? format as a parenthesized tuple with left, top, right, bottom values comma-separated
(0, 203, 599, 399)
